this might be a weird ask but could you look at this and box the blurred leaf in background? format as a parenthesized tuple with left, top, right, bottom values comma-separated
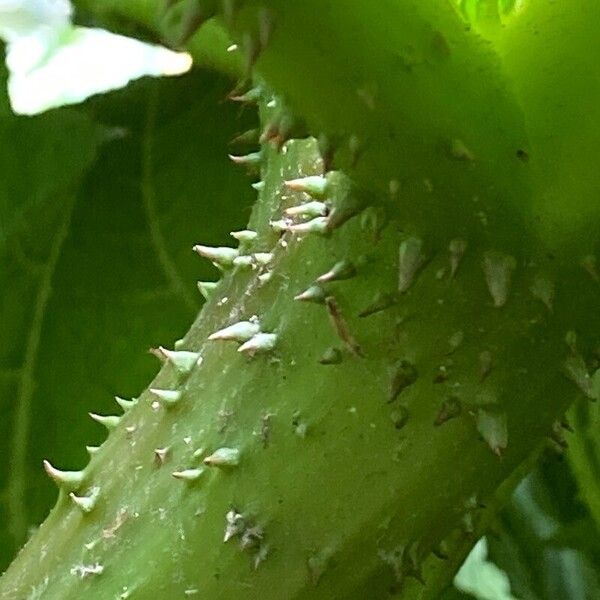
(487, 459, 600, 600)
(0, 61, 256, 570)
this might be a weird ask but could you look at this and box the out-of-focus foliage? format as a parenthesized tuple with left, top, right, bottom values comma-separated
(454, 538, 518, 600)
(0, 61, 255, 570)
(487, 459, 600, 600)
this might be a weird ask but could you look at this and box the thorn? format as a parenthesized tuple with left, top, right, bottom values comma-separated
(530, 274, 555, 311)
(325, 296, 363, 357)
(69, 487, 99, 514)
(449, 138, 475, 161)
(390, 406, 409, 430)
(316, 260, 356, 283)
(432, 542, 449, 560)
(269, 218, 291, 232)
(89, 413, 121, 430)
(238, 333, 278, 355)
(315, 135, 334, 171)
(284, 175, 329, 198)
(482, 251, 516, 308)
(197, 281, 218, 300)
(388, 360, 418, 402)
(479, 351, 493, 381)
(149, 388, 183, 406)
(359, 292, 398, 317)
(398, 237, 426, 293)
(193, 245, 238, 270)
(549, 420, 569, 450)
(565, 330, 578, 354)
(284, 201, 328, 218)
(115, 396, 137, 412)
(475, 408, 508, 456)
(251, 181, 265, 192)
(254, 252, 273, 266)
(208, 320, 260, 343)
(156, 347, 202, 373)
(360, 205, 388, 241)
(561, 417, 574, 433)
(449, 238, 467, 278)
(228, 86, 262, 104)
(563, 355, 596, 400)
(224, 509, 245, 542)
(433, 397, 462, 426)
(172, 468, 205, 482)
(259, 120, 282, 146)
(175, 2, 212, 45)
(233, 255, 254, 269)
(86, 445, 100, 456)
(447, 330, 464, 354)
(326, 180, 365, 230)
(258, 272, 272, 284)
(348, 134, 362, 166)
(319, 347, 342, 365)
(294, 285, 326, 304)
(581, 255, 599, 281)
(230, 229, 258, 243)
(229, 128, 260, 146)
(203, 447, 240, 468)
(154, 447, 170, 466)
(43, 460, 84, 491)
(285, 216, 329, 235)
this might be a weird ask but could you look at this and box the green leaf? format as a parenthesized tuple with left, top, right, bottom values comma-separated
(454, 537, 518, 600)
(0, 67, 255, 570)
(487, 460, 600, 600)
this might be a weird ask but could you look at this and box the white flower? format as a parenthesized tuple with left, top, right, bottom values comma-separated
(0, 0, 193, 115)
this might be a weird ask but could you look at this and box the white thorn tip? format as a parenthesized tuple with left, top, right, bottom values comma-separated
(230, 229, 258, 243)
(398, 237, 426, 293)
(284, 175, 329, 198)
(157, 347, 201, 373)
(482, 251, 516, 308)
(197, 281, 218, 300)
(316, 260, 356, 283)
(208, 321, 260, 343)
(238, 333, 278, 355)
(253, 252, 273, 266)
(286, 216, 329, 235)
(192, 245, 239, 269)
(269, 218, 291, 232)
(284, 201, 328, 218)
(43, 460, 84, 490)
(172, 468, 204, 481)
(115, 396, 137, 412)
(69, 487, 99, 513)
(294, 285, 326, 303)
(224, 509, 245, 542)
(204, 447, 240, 468)
(149, 388, 183, 406)
(233, 255, 254, 269)
(89, 413, 121, 430)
